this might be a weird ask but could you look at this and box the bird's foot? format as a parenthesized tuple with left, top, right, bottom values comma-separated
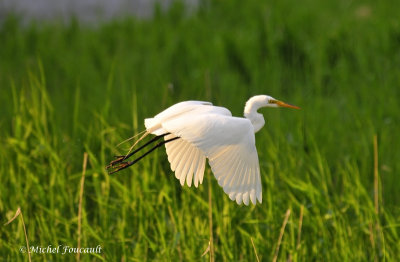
(106, 155, 129, 173)
(106, 161, 131, 174)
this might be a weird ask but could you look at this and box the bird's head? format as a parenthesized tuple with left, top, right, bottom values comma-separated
(244, 95, 300, 133)
(261, 95, 301, 109)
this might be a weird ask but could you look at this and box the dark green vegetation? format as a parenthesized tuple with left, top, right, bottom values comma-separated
(1, 0, 399, 260)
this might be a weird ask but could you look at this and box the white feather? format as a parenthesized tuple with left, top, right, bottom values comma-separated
(221, 155, 242, 188)
(178, 146, 194, 185)
(169, 141, 188, 172)
(197, 156, 206, 186)
(185, 149, 198, 187)
(164, 136, 206, 188)
(144, 98, 271, 205)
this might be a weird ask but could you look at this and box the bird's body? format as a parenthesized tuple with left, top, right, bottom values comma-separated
(107, 95, 299, 205)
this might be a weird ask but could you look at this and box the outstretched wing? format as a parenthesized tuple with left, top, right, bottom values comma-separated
(162, 113, 262, 205)
(164, 133, 206, 188)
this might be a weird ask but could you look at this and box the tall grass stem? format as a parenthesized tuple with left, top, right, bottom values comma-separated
(77, 152, 88, 261)
(4, 208, 32, 262)
(273, 209, 291, 262)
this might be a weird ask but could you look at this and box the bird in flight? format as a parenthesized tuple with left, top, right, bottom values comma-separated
(107, 95, 300, 205)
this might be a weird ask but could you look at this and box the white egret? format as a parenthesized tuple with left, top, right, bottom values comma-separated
(107, 95, 300, 205)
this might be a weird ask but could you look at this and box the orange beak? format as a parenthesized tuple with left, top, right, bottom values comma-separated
(276, 100, 301, 110)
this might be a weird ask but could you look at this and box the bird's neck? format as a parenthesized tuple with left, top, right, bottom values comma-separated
(244, 96, 266, 133)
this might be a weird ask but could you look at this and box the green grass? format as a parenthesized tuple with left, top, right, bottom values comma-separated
(1, 0, 400, 260)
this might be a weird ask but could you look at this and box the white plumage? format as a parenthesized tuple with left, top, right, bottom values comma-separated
(152, 104, 261, 205)
(108, 95, 299, 205)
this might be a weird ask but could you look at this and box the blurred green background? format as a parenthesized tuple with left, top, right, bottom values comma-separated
(0, 0, 399, 261)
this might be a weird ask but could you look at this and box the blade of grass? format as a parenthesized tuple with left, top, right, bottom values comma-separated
(4, 207, 32, 262)
(297, 205, 304, 250)
(208, 170, 214, 262)
(373, 135, 379, 217)
(373, 134, 385, 260)
(77, 152, 88, 262)
(250, 237, 260, 262)
(273, 209, 291, 262)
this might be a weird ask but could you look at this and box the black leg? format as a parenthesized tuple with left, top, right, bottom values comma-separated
(123, 133, 168, 160)
(106, 133, 168, 169)
(107, 135, 180, 174)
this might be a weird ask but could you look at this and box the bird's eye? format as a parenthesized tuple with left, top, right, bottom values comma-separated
(269, 100, 278, 104)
